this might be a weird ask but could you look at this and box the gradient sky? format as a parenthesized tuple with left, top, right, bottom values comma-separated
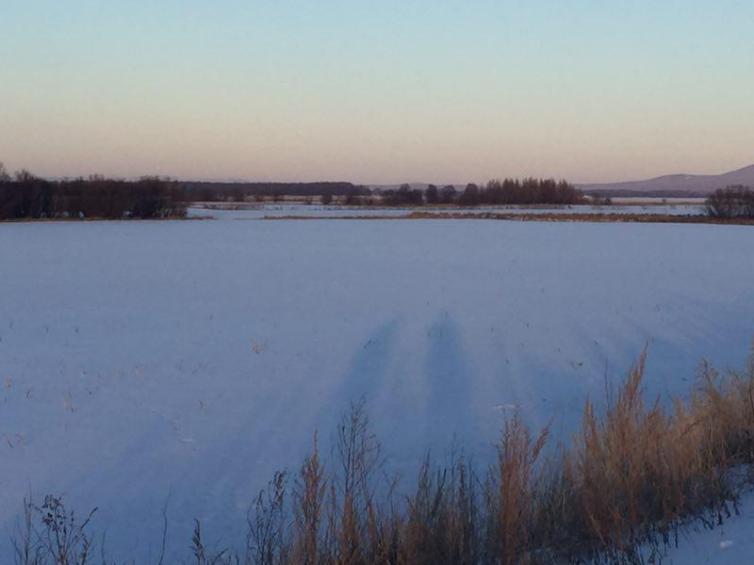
(2, 0, 753, 183)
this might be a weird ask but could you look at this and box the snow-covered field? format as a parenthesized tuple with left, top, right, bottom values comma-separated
(188, 202, 705, 220)
(1, 217, 752, 561)
(657, 490, 754, 564)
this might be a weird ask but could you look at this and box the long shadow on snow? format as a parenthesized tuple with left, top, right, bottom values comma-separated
(337, 318, 401, 409)
(421, 314, 475, 453)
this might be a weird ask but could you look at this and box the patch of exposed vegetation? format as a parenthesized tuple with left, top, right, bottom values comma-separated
(12, 349, 754, 564)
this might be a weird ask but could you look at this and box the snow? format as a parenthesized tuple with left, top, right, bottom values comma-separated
(187, 202, 706, 220)
(0, 218, 752, 561)
(648, 492, 754, 563)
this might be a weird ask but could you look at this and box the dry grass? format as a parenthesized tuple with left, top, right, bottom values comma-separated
(243, 348, 754, 564)
(13, 348, 754, 564)
(552, 352, 751, 559)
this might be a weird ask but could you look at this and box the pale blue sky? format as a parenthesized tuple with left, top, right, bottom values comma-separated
(1, 0, 753, 183)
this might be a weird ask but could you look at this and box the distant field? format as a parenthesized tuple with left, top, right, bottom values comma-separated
(1, 217, 752, 561)
(610, 196, 707, 205)
(189, 201, 706, 220)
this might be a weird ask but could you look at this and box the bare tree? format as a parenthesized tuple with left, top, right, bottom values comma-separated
(706, 185, 754, 218)
(0, 161, 11, 182)
(425, 185, 439, 205)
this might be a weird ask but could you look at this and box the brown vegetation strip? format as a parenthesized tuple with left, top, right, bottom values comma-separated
(264, 212, 754, 225)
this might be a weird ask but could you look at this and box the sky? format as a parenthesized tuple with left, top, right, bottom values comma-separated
(1, 0, 753, 184)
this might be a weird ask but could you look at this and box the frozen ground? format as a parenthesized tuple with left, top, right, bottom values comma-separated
(188, 202, 705, 220)
(646, 491, 754, 563)
(0, 218, 752, 561)
(188, 203, 410, 219)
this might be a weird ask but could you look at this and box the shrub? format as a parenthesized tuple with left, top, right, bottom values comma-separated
(439, 185, 457, 204)
(590, 194, 613, 206)
(12, 350, 754, 563)
(382, 184, 424, 206)
(458, 183, 481, 206)
(424, 185, 439, 205)
(12, 495, 98, 565)
(343, 189, 363, 206)
(706, 185, 754, 218)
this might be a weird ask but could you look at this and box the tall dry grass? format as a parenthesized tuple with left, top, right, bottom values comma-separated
(552, 351, 751, 559)
(13, 348, 754, 564)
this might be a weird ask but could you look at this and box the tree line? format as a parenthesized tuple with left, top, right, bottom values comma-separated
(179, 177, 584, 207)
(0, 161, 586, 217)
(158, 175, 586, 207)
(706, 185, 754, 218)
(0, 164, 186, 220)
(357, 178, 584, 207)
(182, 181, 368, 202)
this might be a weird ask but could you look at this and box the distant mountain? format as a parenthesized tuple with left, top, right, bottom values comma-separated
(579, 164, 754, 197)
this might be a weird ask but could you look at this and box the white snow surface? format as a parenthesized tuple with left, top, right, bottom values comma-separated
(188, 202, 705, 220)
(648, 492, 754, 563)
(0, 218, 752, 561)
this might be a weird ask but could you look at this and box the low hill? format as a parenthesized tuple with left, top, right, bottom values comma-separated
(579, 164, 754, 197)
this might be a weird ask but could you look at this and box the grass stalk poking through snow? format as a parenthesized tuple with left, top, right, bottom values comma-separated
(12, 348, 754, 564)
